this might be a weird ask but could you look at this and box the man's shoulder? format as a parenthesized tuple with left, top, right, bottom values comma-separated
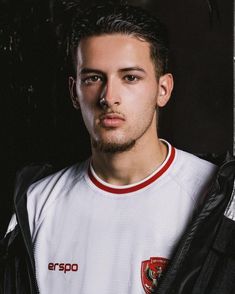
(170, 148, 218, 202)
(174, 148, 217, 178)
(25, 161, 88, 229)
(27, 161, 87, 197)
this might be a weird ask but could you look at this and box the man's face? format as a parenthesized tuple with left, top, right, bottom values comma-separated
(72, 34, 171, 153)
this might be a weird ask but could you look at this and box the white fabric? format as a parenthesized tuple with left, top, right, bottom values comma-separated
(5, 213, 17, 237)
(27, 142, 217, 294)
(224, 180, 235, 221)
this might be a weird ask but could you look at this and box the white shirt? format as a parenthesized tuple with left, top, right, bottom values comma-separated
(26, 141, 217, 294)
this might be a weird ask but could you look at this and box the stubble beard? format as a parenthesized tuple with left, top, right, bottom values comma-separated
(91, 118, 153, 154)
(91, 138, 136, 153)
(91, 108, 158, 154)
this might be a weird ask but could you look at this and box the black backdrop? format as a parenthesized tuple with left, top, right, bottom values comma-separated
(0, 0, 233, 237)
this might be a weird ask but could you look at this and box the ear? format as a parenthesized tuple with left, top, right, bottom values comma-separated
(156, 73, 174, 107)
(69, 76, 80, 110)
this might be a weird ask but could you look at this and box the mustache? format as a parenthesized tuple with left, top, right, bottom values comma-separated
(99, 110, 125, 120)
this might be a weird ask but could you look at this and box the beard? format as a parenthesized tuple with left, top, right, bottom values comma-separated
(91, 138, 136, 153)
(90, 108, 158, 154)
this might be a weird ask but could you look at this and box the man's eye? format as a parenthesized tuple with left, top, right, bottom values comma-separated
(124, 75, 139, 82)
(82, 75, 102, 85)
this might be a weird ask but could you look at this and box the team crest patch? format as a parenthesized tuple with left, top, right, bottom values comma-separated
(141, 257, 169, 294)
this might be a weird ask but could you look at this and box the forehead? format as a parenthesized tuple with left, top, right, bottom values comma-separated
(76, 34, 154, 71)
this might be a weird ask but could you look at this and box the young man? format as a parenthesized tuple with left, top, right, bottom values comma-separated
(2, 4, 217, 294)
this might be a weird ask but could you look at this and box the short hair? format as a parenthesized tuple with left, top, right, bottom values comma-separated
(69, 4, 169, 78)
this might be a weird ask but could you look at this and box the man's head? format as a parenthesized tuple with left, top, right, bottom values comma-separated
(70, 4, 169, 79)
(69, 4, 173, 154)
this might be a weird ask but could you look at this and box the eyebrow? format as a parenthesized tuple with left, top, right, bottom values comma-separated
(79, 66, 146, 75)
(118, 67, 146, 73)
(80, 68, 104, 75)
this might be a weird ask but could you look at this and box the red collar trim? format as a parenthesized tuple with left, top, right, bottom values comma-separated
(88, 145, 175, 194)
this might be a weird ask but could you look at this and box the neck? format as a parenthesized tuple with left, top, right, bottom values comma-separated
(91, 136, 168, 186)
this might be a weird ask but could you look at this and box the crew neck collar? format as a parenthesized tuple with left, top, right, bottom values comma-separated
(87, 140, 176, 194)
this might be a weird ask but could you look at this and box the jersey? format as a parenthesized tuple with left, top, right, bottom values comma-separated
(26, 141, 217, 294)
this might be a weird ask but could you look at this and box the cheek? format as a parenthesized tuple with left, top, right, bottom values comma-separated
(126, 85, 158, 112)
(79, 110, 96, 138)
(77, 87, 100, 117)
(77, 82, 103, 102)
(78, 99, 97, 133)
(80, 102, 94, 123)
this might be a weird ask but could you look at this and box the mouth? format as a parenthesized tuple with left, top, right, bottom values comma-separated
(99, 113, 125, 128)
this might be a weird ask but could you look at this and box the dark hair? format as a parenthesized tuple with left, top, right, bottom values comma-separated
(69, 4, 169, 78)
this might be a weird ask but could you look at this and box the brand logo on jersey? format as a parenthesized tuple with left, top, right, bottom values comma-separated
(141, 257, 169, 294)
(48, 262, 79, 273)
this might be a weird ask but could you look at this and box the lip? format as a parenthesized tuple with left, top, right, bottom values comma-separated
(99, 113, 125, 128)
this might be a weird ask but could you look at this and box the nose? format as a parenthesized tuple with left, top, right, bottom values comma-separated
(99, 77, 121, 108)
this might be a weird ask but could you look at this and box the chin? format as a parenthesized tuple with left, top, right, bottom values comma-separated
(91, 138, 136, 153)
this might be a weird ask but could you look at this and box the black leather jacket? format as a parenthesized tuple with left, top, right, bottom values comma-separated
(1, 157, 235, 294)
(158, 155, 235, 294)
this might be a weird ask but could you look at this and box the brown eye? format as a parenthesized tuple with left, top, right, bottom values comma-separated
(124, 75, 139, 82)
(82, 75, 102, 85)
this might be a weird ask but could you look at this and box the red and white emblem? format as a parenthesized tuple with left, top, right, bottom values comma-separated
(141, 257, 169, 294)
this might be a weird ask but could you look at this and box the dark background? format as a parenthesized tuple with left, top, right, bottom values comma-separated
(0, 0, 233, 237)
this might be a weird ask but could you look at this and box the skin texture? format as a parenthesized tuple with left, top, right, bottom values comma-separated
(70, 34, 173, 185)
